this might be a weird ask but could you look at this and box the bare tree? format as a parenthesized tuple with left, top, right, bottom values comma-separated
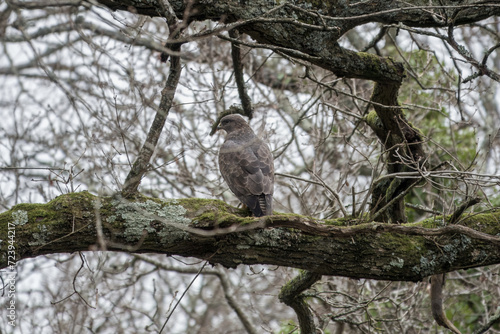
(1, 1, 500, 333)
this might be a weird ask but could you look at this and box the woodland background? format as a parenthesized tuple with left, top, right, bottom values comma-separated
(1, 1, 500, 333)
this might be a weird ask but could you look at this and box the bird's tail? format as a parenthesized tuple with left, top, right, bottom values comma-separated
(256, 194, 273, 217)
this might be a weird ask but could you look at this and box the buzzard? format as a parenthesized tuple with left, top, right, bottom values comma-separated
(217, 114, 274, 216)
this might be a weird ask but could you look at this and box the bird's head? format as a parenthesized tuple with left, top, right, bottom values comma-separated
(217, 114, 250, 134)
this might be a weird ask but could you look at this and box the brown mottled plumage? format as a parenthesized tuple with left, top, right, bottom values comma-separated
(217, 114, 274, 217)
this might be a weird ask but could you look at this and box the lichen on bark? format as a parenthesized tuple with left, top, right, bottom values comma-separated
(1, 192, 499, 281)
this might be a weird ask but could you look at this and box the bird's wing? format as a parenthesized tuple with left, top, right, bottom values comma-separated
(219, 137, 274, 216)
(219, 138, 274, 194)
(250, 138, 274, 195)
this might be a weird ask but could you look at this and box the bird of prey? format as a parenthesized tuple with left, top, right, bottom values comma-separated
(217, 114, 274, 217)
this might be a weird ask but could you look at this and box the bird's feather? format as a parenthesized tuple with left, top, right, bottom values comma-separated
(218, 115, 274, 216)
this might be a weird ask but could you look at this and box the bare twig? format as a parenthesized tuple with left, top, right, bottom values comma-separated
(310, 170, 348, 217)
(133, 255, 259, 334)
(51, 252, 96, 309)
(216, 267, 259, 334)
(447, 25, 500, 83)
(473, 308, 500, 334)
(159, 261, 209, 333)
(122, 41, 183, 195)
(448, 197, 481, 225)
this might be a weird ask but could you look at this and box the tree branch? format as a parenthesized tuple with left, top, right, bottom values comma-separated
(133, 255, 259, 334)
(122, 43, 182, 195)
(279, 271, 322, 334)
(229, 30, 253, 119)
(430, 274, 462, 334)
(94, 1, 500, 84)
(473, 308, 500, 334)
(449, 197, 482, 225)
(2, 192, 500, 281)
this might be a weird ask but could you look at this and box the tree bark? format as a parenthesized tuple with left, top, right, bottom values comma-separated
(279, 271, 322, 334)
(122, 43, 182, 195)
(2, 192, 500, 281)
(366, 82, 426, 223)
(94, 1, 500, 82)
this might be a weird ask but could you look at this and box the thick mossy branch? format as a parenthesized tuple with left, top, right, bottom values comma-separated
(366, 81, 426, 223)
(95, 0, 498, 84)
(1, 192, 500, 281)
(98, 1, 500, 31)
